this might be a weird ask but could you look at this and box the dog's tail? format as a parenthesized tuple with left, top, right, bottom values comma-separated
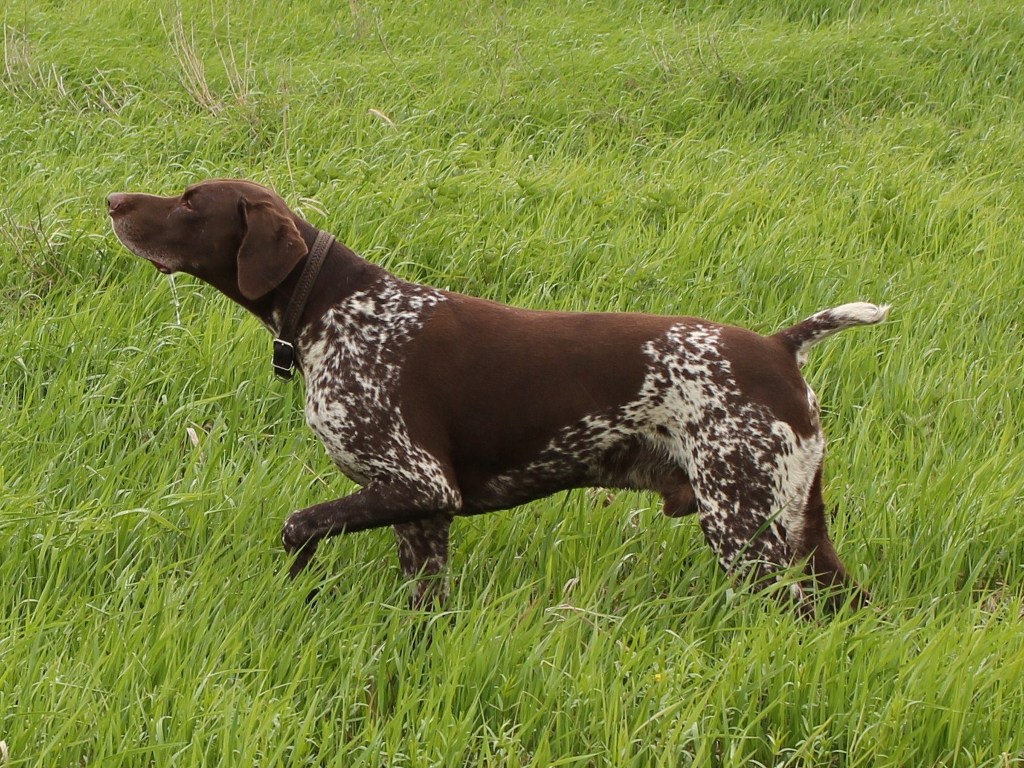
(774, 302, 891, 367)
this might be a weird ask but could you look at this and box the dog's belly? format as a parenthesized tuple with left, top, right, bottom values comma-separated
(460, 425, 687, 514)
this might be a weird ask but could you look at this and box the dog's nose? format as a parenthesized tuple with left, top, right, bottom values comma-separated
(107, 193, 130, 216)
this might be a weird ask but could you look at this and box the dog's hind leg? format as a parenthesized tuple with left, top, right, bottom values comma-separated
(693, 489, 793, 592)
(691, 439, 867, 613)
(789, 468, 871, 610)
(684, 426, 813, 609)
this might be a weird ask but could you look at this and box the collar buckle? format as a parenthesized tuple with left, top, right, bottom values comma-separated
(272, 338, 295, 379)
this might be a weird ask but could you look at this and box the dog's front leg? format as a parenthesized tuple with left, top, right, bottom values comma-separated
(282, 482, 459, 579)
(394, 516, 453, 608)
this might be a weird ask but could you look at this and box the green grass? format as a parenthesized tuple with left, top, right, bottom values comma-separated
(2, 0, 1024, 765)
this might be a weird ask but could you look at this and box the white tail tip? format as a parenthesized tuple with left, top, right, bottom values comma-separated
(830, 302, 891, 325)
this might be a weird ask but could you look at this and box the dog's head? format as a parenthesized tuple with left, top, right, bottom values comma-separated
(108, 179, 308, 301)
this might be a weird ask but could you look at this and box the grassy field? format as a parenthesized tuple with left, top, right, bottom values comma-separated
(2, 0, 1024, 764)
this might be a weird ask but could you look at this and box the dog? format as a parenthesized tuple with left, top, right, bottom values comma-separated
(108, 178, 889, 611)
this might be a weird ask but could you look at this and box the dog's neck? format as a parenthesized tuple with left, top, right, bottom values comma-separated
(244, 219, 387, 341)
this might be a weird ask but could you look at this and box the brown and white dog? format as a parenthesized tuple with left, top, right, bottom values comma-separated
(108, 179, 889, 611)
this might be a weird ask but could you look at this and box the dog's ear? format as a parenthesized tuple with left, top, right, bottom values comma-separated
(236, 195, 308, 300)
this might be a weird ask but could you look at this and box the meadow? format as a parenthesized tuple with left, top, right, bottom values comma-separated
(2, 0, 1023, 764)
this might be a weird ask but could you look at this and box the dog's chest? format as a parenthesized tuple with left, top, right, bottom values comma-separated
(299, 280, 445, 485)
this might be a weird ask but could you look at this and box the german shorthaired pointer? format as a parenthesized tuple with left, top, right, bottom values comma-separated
(108, 179, 889, 611)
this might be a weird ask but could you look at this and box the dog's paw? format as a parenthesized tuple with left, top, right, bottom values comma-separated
(281, 511, 316, 553)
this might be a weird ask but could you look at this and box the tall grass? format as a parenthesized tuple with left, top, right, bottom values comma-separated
(2, 0, 1023, 765)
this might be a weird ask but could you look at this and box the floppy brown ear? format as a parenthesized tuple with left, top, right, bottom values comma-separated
(236, 196, 308, 300)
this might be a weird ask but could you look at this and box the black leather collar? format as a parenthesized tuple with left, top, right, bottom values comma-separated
(272, 229, 334, 379)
